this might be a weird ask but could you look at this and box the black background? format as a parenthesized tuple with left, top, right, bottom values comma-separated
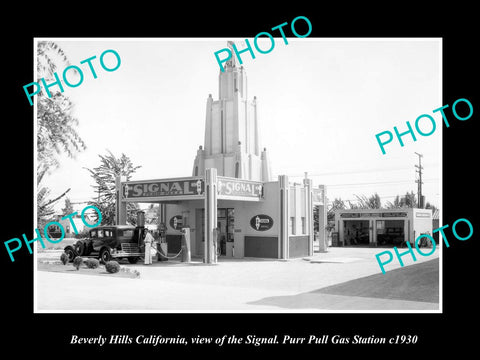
(2, 4, 478, 356)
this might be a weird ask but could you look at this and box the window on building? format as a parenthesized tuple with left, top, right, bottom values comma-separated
(301, 217, 306, 234)
(217, 209, 226, 218)
(289, 217, 295, 235)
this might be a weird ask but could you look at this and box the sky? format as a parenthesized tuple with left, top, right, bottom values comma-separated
(36, 38, 442, 214)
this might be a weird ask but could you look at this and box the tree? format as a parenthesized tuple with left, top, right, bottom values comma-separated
(36, 41, 86, 225)
(37, 42, 86, 169)
(327, 198, 347, 221)
(425, 201, 438, 214)
(61, 197, 74, 216)
(348, 193, 381, 209)
(324, 197, 347, 232)
(385, 191, 418, 209)
(37, 41, 86, 173)
(37, 165, 71, 228)
(85, 150, 141, 225)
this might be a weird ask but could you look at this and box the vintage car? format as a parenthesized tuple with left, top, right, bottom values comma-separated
(64, 225, 144, 264)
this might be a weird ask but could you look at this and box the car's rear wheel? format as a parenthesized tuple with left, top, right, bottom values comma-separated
(99, 248, 111, 264)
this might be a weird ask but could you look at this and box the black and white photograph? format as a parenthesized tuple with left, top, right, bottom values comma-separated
(33, 37, 442, 312)
(3, 6, 478, 356)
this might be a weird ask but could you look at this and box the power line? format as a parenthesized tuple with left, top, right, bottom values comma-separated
(415, 152, 424, 208)
(285, 163, 440, 178)
(325, 178, 438, 188)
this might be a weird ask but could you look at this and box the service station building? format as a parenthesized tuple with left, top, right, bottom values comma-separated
(333, 208, 433, 247)
(115, 43, 327, 262)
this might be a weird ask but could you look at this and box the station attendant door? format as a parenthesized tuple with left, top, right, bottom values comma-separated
(343, 220, 370, 245)
(197, 208, 235, 257)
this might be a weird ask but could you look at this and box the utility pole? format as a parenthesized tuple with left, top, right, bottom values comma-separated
(414, 152, 423, 208)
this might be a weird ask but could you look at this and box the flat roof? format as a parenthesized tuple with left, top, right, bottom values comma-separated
(90, 225, 135, 229)
(335, 208, 426, 212)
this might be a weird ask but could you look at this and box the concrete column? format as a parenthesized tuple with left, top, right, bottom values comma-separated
(405, 219, 410, 245)
(317, 204, 327, 252)
(115, 175, 127, 225)
(279, 175, 289, 259)
(303, 176, 313, 256)
(253, 96, 259, 156)
(317, 185, 327, 251)
(339, 219, 344, 247)
(235, 141, 244, 179)
(261, 148, 271, 182)
(204, 168, 218, 264)
(369, 219, 374, 246)
(204, 95, 213, 156)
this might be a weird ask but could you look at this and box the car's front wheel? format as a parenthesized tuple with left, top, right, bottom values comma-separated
(99, 248, 111, 264)
(64, 246, 77, 262)
(75, 242, 85, 256)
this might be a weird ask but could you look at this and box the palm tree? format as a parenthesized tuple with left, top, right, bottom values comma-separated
(385, 191, 418, 209)
(349, 193, 382, 209)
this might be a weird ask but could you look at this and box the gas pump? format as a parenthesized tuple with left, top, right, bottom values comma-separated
(134, 211, 146, 252)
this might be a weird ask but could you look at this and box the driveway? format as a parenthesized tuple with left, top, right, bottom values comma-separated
(35, 246, 440, 312)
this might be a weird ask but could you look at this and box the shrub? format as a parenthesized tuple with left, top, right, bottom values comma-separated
(105, 261, 121, 274)
(73, 257, 83, 270)
(85, 258, 100, 269)
(120, 267, 141, 278)
(60, 253, 69, 265)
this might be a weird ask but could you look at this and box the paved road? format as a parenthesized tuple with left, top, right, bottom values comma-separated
(35, 247, 440, 312)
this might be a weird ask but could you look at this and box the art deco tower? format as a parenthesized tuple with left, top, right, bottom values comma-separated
(192, 41, 272, 182)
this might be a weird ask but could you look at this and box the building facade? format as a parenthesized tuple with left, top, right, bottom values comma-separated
(333, 208, 433, 247)
(192, 41, 271, 182)
(115, 42, 326, 261)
